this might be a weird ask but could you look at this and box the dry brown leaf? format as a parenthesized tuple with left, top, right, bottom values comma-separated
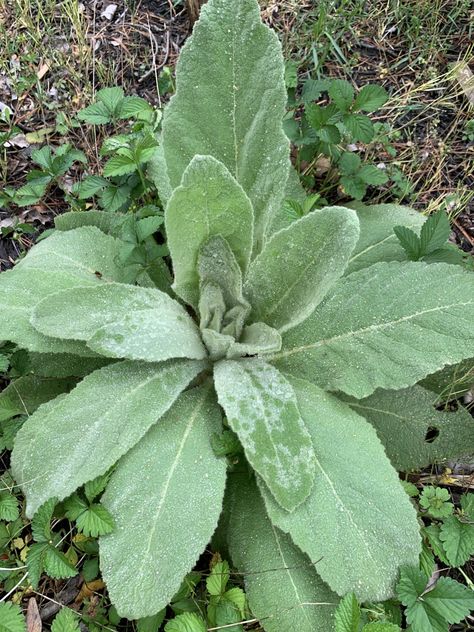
(74, 579, 106, 605)
(37, 63, 50, 80)
(26, 598, 42, 632)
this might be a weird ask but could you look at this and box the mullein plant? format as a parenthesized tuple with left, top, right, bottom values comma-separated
(1, 0, 473, 628)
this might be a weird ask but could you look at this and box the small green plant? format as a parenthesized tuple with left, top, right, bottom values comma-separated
(2, 0, 474, 629)
(462, 119, 474, 142)
(394, 208, 463, 264)
(285, 76, 392, 199)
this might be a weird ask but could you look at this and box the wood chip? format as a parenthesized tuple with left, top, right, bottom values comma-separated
(454, 62, 474, 106)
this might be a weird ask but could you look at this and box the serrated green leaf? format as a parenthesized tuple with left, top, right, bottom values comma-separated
(334, 593, 360, 632)
(342, 385, 474, 471)
(420, 487, 453, 518)
(73, 175, 109, 199)
(423, 525, 450, 566)
(164, 613, 207, 632)
(339, 152, 361, 175)
(162, 0, 289, 253)
(419, 211, 451, 256)
(301, 78, 330, 102)
(31, 498, 56, 542)
(224, 587, 246, 616)
(50, 608, 80, 632)
(84, 472, 111, 503)
(393, 225, 421, 260)
(44, 545, 77, 579)
(353, 85, 389, 112)
(261, 376, 421, 602)
(136, 612, 166, 632)
(0, 397, 23, 423)
(328, 79, 354, 111)
(227, 473, 337, 632)
(243, 206, 359, 332)
(26, 542, 47, 589)
(460, 493, 474, 519)
(75, 503, 115, 537)
(64, 494, 88, 521)
(397, 567, 474, 632)
(274, 261, 474, 398)
(32, 283, 206, 362)
(98, 182, 131, 212)
(136, 215, 164, 241)
(346, 203, 425, 274)
(439, 515, 474, 567)
(343, 113, 374, 143)
(166, 155, 254, 307)
(100, 386, 227, 619)
(207, 560, 230, 596)
(0, 602, 26, 632)
(358, 165, 388, 185)
(214, 360, 315, 511)
(0, 353, 9, 373)
(77, 101, 112, 124)
(340, 175, 367, 200)
(0, 492, 19, 521)
(103, 153, 137, 177)
(12, 359, 204, 517)
(117, 96, 153, 119)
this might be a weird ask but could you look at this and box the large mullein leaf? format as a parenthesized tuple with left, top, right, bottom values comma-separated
(11, 359, 205, 517)
(166, 155, 253, 307)
(14, 226, 126, 281)
(273, 261, 474, 398)
(260, 376, 421, 602)
(227, 473, 337, 632)
(0, 227, 125, 355)
(341, 385, 474, 471)
(100, 385, 226, 619)
(161, 0, 289, 253)
(346, 203, 424, 274)
(32, 283, 206, 362)
(243, 206, 360, 332)
(214, 360, 314, 511)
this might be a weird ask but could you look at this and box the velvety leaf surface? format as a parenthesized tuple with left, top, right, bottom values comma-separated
(55, 211, 125, 236)
(341, 385, 474, 471)
(32, 283, 206, 362)
(345, 203, 424, 274)
(228, 473, 339, 632)
(0, 227, 125, 354)
(15, 226, 126, 281)
(274, 261, 474, 398)
(100, 386, 226, 619)
(214, 360, 314, 511)
(226, 322, 281, 359)
(0, 269, 102, 356)
(166, 155, 253, 307)
(11, 359, 205, 516)
(161, 0, 289, 252)
(147, 144, 173, 207)
(260, 377, 421, 602)
(244, 206, 360, 332)
(228, 473, 337, 632)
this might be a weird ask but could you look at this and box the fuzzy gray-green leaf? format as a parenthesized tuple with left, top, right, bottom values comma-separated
(100, 385, 227, 619)
(166, 156, 254, 307)
(341, 385, 474, 471)
(260, 376, 421, 602)
(11, 359, 205, 517)
(228, 473, 337, 632)
(345, 203, 425, 274)
(161, 0, 289, 253)
(214, 360, 315, 511)
(32, 283, 206, 362)
(274, 261, 474, 398)
(244, 206, 360, 332)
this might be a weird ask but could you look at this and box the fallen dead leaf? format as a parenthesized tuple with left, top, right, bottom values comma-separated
(74, 579, 106, 605)
(37, 62, 50, 81)
(26, 598, 42, 632)
(454, 62, 474, 106)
